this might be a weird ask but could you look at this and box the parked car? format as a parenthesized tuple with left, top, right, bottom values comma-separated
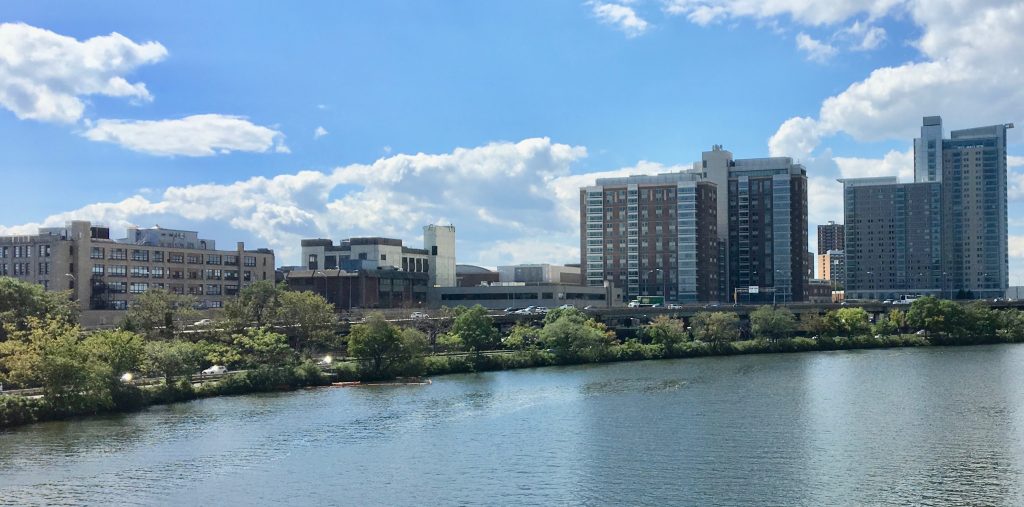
(201, 365, 228, 375)
(558, 304, 575, 310)
(190, 318, 215, 327)
(583, 305, 595, 310)
(666, 304, 683, 309)
(410, 311, 429, 319)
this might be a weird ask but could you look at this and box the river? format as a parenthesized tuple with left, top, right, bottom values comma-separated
(3, 344, 1024, 506)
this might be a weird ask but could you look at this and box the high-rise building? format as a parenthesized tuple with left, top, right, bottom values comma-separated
(579, 145, 809, 303)
(817, 221, 844, 255)
(842, 116, 1011, 301)
(580, 172, 719, 302)
(817, 249, 846, 288)
(915, 117, 1010, 299)
(697, 146, 809, 303)
(0, 221, 275, 310)
(842, 178, 942, 300)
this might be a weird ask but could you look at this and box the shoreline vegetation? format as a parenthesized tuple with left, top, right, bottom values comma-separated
(3, 277, 1023, 429)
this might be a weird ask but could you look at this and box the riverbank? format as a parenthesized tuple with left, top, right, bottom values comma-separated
(5, 332, 1017, 430)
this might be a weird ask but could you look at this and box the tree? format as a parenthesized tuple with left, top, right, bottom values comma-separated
(274, 290, 338, 352)
(346, 313, 427, 379)
(749, 306, 796, 341)
(907, 297, 962, 339)
(799, 313, 828, 337)
(83, 330, 145, 383)
(445, 305, 498, 356)
(233, 328, 295, 368)
(0, 277, 78, 341)
(641, 316, 689, 350)
(503, 323, 540, 350)
(539, 311, 613, 362)
(224, 281, 281, 329)
(691, 311, 740, 346)
(145, 340, 202, 385)
(123, 288, 199, 339)
(822, 308, 872, 337)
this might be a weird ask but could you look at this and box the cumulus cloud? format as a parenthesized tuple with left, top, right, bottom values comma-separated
(795, 32, 838, 62)
(838, 20, 886, 50)
(314, 126, 328, 140)
(591, 1, 650, 37)
(0, 138, 593, 264)
(834, 148, 913, 181)
(0, 22, 166, 123)
(767, 1, 1024, 157)
(82, 114, 289, 156)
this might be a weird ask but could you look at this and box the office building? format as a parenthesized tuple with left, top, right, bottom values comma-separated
(817, 221, 844, 254)
(455, 264, 499, 287)
(286, 268, 428, 310)
(497, 264, 581, 285)
(428, 282, 622, 310)
(580, 172, 719, 303)
(0, 221, 275, 310)
(300, 224, 456, 288)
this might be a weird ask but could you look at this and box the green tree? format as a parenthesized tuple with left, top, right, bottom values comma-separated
(822, 308, 872, 337)
(145, 340, 202, 385)
(83, 330, 145, 383)
(346, 313, 427, 379)
(123, 288, 199, 339)
(749, 306, 796, 341)
(691, 311, 740, 346)
(641, 316, 689, 350)
(539, 311, 613, 362)
(0, 277, 78, 341)
(224, 281, 282, 329)
(800, 313, 828, 337)
(274, 290, 338, 352)
(503, 323, 540, 350)
(233, 328, 295, 368)
(445, 305, 498, 356)
(998, 310, 1024, 343)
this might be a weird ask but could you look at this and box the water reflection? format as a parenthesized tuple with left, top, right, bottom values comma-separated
(2, 345, 1024, 505)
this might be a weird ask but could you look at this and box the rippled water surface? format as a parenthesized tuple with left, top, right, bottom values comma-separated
(4, 345, 1024, 506)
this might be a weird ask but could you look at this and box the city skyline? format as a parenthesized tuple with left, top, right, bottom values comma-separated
(0, 1, 1022, 282)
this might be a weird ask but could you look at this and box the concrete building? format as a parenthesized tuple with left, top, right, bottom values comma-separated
(455, 264, 500, 287)
(817, 221, 844, 255)
(842, 116, 1012, 301)
(817, 249, 846, 288)
(696, 145, 809, 304)
(497, 264, 581, 285)
(300, 224, 456, 288)
(428, 282, 622, 310)
(842, 177, 943, 300)
(580, 172, 720, 303)
(0, 221, 274, 310)
(916, 117, 1011, 299)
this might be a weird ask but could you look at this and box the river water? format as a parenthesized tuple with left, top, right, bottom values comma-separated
(3, 344, 1024, 506)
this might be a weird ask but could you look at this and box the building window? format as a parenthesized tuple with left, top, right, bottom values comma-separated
(0, 264, 7, 275)
(129, 282, 148, 294)
(131, 250, 149, 262)
(244, 256, 256, 267)
(0, 246, 8, 258)
(206, 254, 222, 265)
(92, 265, 105, 276)
(206, 284, 222, 295)
(244, 271, 252, 282)
(38, 245, 51, 257)
(381, 254, 387, 261)
(108, 282, 127, 293)
(110, 248, 127, 260)
(151, 267, 165, 278)
(131, 266, 150, 278)
(187, 254, 202, 264)
(169, 253, 184, 263)
(38, 262, 50, 275)
(152, 251, 164, 262)
(109, 265, 127, 277)
(225, 255, 238, 265)
(308, 254, 318, 270)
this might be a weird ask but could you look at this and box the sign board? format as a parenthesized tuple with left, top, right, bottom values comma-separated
(748, 286, 760, 294)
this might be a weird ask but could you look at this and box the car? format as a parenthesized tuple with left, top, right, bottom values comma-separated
(534, 307, 549, 314)
(410, 311, 429, 319)
(201, 365, 228, 375)
(558, 304, 575, 310)
(503, 307, 517, 313)
(666, 304, 683, 309)
(882, 299, 893, 304)
(190, 318, 215, 327)
(915, 329, 927, 336)
(583, 305, 595, 310)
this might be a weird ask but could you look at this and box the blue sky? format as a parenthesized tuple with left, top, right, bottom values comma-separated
(1, 0, 1022, 281)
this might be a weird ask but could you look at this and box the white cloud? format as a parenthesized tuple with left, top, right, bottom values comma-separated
(314, 126, 328, 140)
(0, 22, 166, 123)
(82, 114, 289, 156)
(838, 20, 886, 50)
(591, 2, 651, 37)
(833, 148, 913, 181)
(795, 32, 838, 62)
(1010, 235, 1024, 259)
(767, 1, 1024, 158)
(662, 0, 904, 26)
(0, 138, 594, 264)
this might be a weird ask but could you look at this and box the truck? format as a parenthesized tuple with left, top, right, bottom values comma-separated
(628, 296, 665, 308)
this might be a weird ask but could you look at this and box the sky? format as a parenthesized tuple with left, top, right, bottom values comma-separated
(0, 0, 1022, 282)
